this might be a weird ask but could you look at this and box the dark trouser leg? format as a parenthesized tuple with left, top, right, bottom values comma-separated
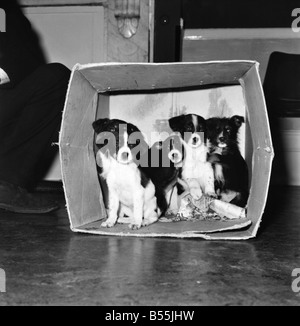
(0, 63, 70, 190)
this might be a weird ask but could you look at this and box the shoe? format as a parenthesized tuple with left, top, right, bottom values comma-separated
(0, 181, 59, 214)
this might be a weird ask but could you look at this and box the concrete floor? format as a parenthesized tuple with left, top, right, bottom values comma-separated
(0, 185, 300, 306)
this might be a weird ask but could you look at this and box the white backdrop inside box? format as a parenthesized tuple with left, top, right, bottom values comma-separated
(109, 85, 246, 157)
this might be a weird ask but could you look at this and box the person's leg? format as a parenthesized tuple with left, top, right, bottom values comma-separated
(0, 63, 70, 213)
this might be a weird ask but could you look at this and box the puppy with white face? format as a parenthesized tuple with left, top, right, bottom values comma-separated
(92, 118, 159, 230)
(169, 114, 216, 200)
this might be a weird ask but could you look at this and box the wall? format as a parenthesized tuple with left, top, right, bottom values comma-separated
(21, 0, 151, 65)
(19, 0, 152, 180)
(24, 6, 106, 69)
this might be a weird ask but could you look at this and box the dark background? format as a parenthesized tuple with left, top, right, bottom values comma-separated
(154, 0, 300, 62)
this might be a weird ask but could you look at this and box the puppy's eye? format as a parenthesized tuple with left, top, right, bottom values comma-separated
(129, 139, 140, 148)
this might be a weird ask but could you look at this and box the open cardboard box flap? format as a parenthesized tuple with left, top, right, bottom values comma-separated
(59, 61, 274, 240)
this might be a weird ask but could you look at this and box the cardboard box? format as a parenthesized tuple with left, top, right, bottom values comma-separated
(59, 61, 274, 240)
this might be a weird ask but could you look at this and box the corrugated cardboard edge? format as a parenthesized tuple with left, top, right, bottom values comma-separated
(239, 62, 274, 238)
(59, 63, 85, 230)
(73, 60, 258, 76)
(71, 219, 252, 240)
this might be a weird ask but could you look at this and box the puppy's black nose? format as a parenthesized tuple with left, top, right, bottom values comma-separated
(169, 149, 182, 164)
(172, 152, 178, 161)
(219, 137, 225, 142)
(121, 152, 129, 160)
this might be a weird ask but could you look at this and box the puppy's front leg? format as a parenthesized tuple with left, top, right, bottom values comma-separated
(129, 190, 144, 230)
(101, 189, 119, 228)
(203, 163, 217, 198)
(117, 205, 133, 224)
(143, 197, 159, 226)
(186, 178, 203, 200)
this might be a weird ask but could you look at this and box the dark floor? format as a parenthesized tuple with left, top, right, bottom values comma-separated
(0, 185, 300, 306)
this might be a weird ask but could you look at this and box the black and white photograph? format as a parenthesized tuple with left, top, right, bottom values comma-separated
(0, 0, 300, 308)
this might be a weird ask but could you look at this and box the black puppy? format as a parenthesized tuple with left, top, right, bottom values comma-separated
(206, 115, 249, 207)
(141, 134, 184, 215)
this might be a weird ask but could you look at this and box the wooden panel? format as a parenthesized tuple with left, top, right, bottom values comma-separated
(24, 6, 106, 69)
(22, 0, 151, 63)
(106, 0, 150, 62)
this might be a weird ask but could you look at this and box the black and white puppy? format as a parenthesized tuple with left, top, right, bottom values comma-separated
(92, 118, 160, 230)
(141, 134, 185, 215)
(206, 115, 249, 207)
(169, 114, 216, 200)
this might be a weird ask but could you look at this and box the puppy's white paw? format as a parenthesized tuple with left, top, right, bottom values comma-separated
(101, 220, 115, 228)
(142, 216, 158, 227)
(129, 223, 142, 230)
(165, 209, 178, 216)
(117, 216, 132, 224)
(190, 188, 203, 200)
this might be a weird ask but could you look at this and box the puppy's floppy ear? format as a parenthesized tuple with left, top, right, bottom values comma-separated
(197, 115, 207, 132)
(127, 122, 141, 135)
(92, 118, 111, 134)
(197, 115, 206, 124)
(231, 115, 245, 128)
(127, 122, 148, 154)
(206, 117, 214, 129)
(205, 118, 214, 136)
(169, 115, 185, 132)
